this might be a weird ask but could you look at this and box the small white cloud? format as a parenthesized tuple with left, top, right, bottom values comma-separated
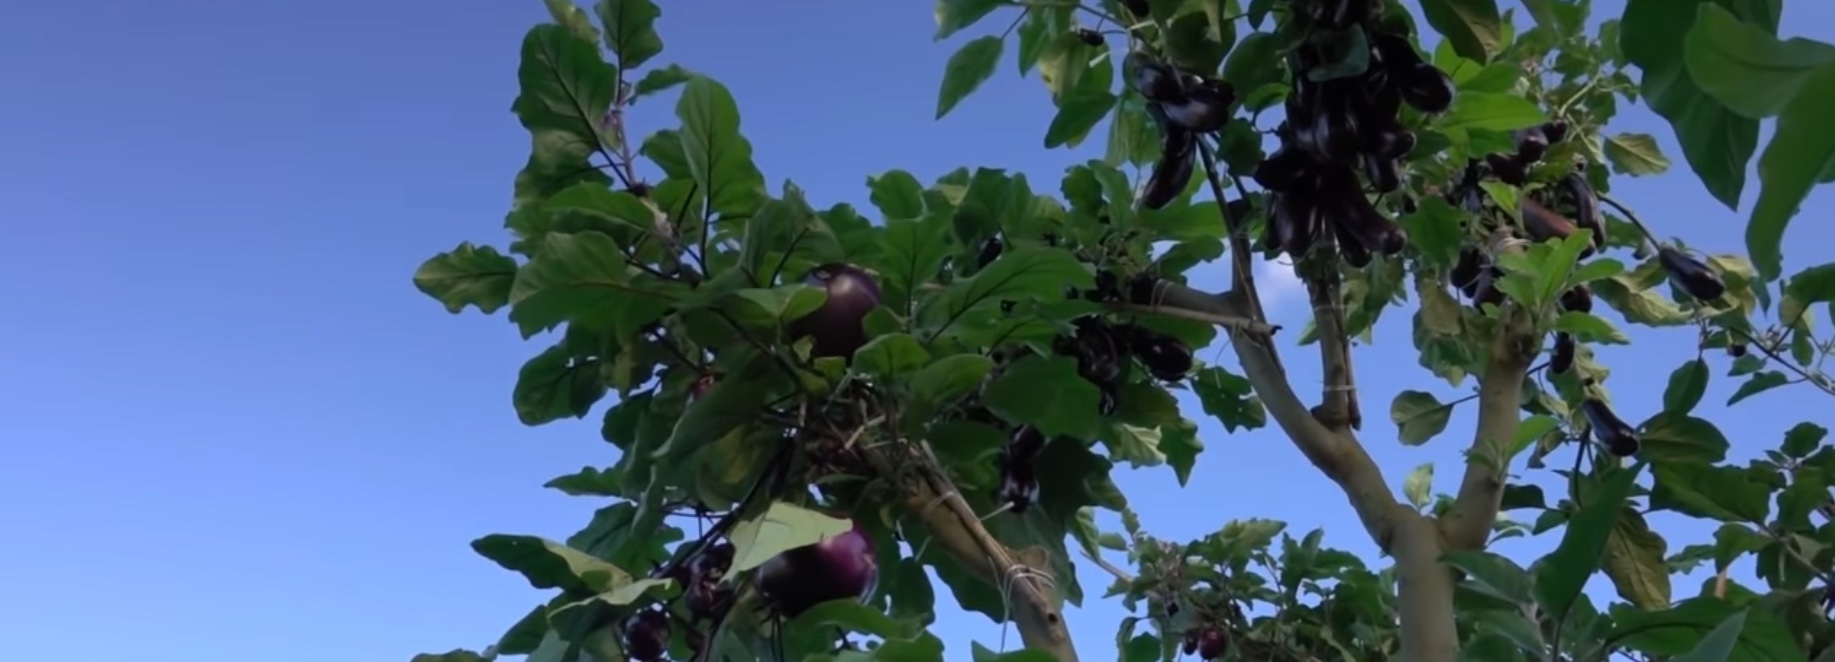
(1253, 258, 1306, 309)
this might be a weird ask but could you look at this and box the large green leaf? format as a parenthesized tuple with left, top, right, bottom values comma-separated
(512, 342, 607, 426)
(1622, 0, 1760, 211)
(471, 534, 632, 593)
(414, 243, 519, 315)
(675, 76, 767, 218)
(509, 232, 670, 337)
(1534, 462, 1646, 622)
(726, 501, 855, 575)
(1747, 63, 1835, 281)
(1682, 4, 1835, 119)
(931, 246, 1093, 336)
(982, 355, 1102, 441)
(595, 0, 664, 69)
(512, 25, 616, 143)
(1603, 508, 1672, 610)
(1390, 390, 1456, 445)
(1417, 0, 1503, 62)
(934, 0, 1003, 41)
(937, 35, 1005, 119)
(1650, 462, 1772, 522)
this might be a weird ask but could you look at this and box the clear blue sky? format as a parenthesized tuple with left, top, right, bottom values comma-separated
(2, 1, 1833, 660)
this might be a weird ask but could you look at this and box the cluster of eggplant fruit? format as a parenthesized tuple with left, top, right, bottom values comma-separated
(625, 541, 739, 660)
(1127, 52, 1237, 210)
(1252, 22, 1455, 266)
(1181, 624, 1231, 660)
(989, 316, 1195, 513)
(1445, 124, 1730, 459)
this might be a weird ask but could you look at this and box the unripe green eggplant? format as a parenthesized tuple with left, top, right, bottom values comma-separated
(1658, 247, 1727, 301)
(1583, 397, 1640, 457)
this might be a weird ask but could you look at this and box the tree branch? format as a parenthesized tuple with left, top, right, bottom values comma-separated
(1394, 511, 1461, 662)
(1305, 268, 1362, 430)
(1152, 280, 1406, 550)
(1440, 293, 1538, 551)
(861, 441, 1079, 662)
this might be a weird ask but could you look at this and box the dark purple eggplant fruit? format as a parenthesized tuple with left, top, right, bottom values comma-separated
(1323, 0, 1372, 27)
(756, 519, 878, 618)
(1141, 148, 1194, 210)
(1118, 0, 1150, 16)
(1729, 341, 1749, 358)
(1271, 192, 1324, 258)
(1370, 33, 1426, 70)
(1485, 153, 1527, 186)
(1197, 627, 1230, 660)
(1132, 332, 1194, 381)
(1582, 398, 1640, 457)
(1253, 148, 1310, 192)
(1162, 83, 1234, 133)
(976, 236, 1003, 268)
(790, 264, 882, 358)
(1541, 120, 1570, 144)
(1182, 630, 1201, 656)
(1064, 317, 1126, 385)
(1658, 247, 1727, 301)
(1450, 247, 1485, 291)
(1074, 27, 1103, 46)
(1398, 62, 1456, 113)
(1366, 123, 1416, 161)
(623, 609, 670, 662)
(1551, 333, 1576, 374)
(1561, 173, 1605, 249)
(1515, 127, 1549, 163)
(1127, 52, 1186, 102)
(996, 449, 1038, 513)
(1333, 219, 1374, 268)
(1472, 271, 1506, 308)
(1364, 154, 1402, 193)
(1560, 285, 1594, 313)
(1008, 425, 1047, 462)
(1520, 198, 1594, 258)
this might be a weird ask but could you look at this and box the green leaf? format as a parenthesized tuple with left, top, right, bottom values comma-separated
(1662, 359, 1710, 416)
(1417, 0, 1503, 62)
(936, 36, 1005, 120)
(1534, 461, 1645, 622)
(1604, 133, 1672, 176)
(852, 333, 931, 380)
(512, 342, 606, 426)
(471, 534, 631, 593)
(726, 501, 855, 575)
(412, 650, 490, 662)
(1638, 413, 1730, 464)
(1193, 366, 1267, 432)
(542, 0, 599, 45)
(1747, 62, 1835, 281)
(1441, 551, 1532, 604)
(493, 603, 553, 655)
(1404, 463, 1434, 510)
(1603, 508, 1672, 610)
(1400, 197, 1466, 268)
(1435, 92, 1547, 132)
(1673, 609, 1747, 662)
(1650, 463, 1771, 522)
(933, 247, 1093, 334)
(631, 63, 693, 101)
(934, 0, 1003, 41)
(910, 354, 994, 408)
(1607, 598, 1802, 661)
(1554, 311, 1631, 345)
(414, 243, 519, 315)
(1782, 262, 1835, 325)
(1223, 33, 1286, 99)
(1781, 422, 1828, 459)
(868, 170, 928, 222)
(982, 355, 1102, 441)
(1683, 4, 1835, 119)
(1045, 91, 1118, 148)
(1160, 419, 1204, 487)
(595, 0, 663, 69)
(1623, 0, 1762, 212)
(651, 356, 779, 460)
(1390, 390, 1456, 446)
(723, 285, 828, 331)
(510, 232, 665, 337)
(1727, 370, 1791, 405)
(512, 25, 616, 141)
(880, 213, 954, 312)
(676, 76, 767, 218)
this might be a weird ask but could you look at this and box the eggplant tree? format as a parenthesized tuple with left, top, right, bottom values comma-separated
(409, 0, 1835, 660)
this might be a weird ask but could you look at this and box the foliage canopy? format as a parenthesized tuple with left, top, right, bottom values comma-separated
(409, 0, 1835, 661)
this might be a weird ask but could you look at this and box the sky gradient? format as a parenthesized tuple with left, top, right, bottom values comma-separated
(3, 1, 1834, 660)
